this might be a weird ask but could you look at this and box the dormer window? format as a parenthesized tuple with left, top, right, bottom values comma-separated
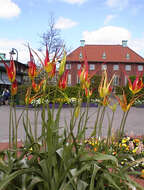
(102, 52, 106, 59)
(79, 52, 83, 60)
(126, 53, 130, 60)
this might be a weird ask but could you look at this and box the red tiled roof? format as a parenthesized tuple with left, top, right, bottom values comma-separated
(66, 45, 144, 63)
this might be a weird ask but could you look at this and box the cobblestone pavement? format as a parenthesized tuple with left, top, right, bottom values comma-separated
(0, 105, 144, 142)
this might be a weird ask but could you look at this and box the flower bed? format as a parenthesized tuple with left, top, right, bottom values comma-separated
(84, 136, 144, 187)
(0, 44, 144, 189)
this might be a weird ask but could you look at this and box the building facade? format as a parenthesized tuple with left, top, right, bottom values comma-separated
(65, 40, 144, 87)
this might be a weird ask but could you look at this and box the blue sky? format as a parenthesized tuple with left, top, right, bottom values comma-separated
(0, 0, 144, 63)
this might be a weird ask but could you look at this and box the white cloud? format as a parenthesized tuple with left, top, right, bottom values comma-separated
(106, 0, 129, 10)
(0, 0, 21, 18)
(83, 26, 131, 44)
(82, 26, 144, 57)
(55, 17, 78, 29)
(104, 14, 116, 25)
(60, 0, 87, 5)
(0, 39, 30, 63)
(0, 39, 49, 65)
(128, 38, 144, 58)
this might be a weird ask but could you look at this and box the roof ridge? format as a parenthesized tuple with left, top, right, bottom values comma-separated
(85, 44, 121, 46)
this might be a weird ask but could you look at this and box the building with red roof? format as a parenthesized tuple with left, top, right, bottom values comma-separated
(65, 40, 144, 86)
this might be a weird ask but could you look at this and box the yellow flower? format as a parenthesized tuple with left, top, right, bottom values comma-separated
(115, 90, 135, 112)
(140, 169, 144, 178)
(108, 103, 117, 112)
(132, 147, 138, 153)
(94, 147, 97, 152)
(133, 139, 140, 144)
(74, 105, 80, 118)
(125, 146, 129, 151)
(122, 143, 127, 148)
(91, 143, 95, 146)
(112, 152, 117, 155)
(98, 70, 115, 98)
(29, 147, 33, 151)
(84, 140, 88, 143)
(122, 138, 128, 143)
(59, 51, 66, 76)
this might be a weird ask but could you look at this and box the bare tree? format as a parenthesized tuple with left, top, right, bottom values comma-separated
(40, 14, 64, 54)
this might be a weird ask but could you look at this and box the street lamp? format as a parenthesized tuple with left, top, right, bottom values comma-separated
(9, 48, 18, 61)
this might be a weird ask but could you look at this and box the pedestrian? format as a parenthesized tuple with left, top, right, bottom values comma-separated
(2, 88, 10, 105)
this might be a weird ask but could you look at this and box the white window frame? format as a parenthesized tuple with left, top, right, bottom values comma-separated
(66, 64, 71, 70)
(89, 64, 95, 70)
(125, 65, 131, 71)
(77, 75, 80, 84)
(101, 64, 107, 70)
(113, 75, 119, 86)
(77, 64, 81, 70)
(113, 65, 119, 71)
(68, 74, 71, 85)
(16, 75, 21, 82)
(125, 76, 128, 86)
(126, 53, 130, 60)
(2, 72, 8, 80)
(138, 65, 143, 71)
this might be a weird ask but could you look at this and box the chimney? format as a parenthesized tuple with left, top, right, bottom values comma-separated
(122, 40, 128, 47)
(80, 40, 85, 47)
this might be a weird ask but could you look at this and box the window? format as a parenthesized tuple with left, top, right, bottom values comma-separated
(77, 75, 80, 84)
(125, 65, 131, 71)
(101, 64, 107, 70)
(2, 72, 11, 84)
(68, 74, 71, 85)
(113, 65, 119, 71)
(113, 75, 119, 86)
(102, 52, 106, 59)
(138, 65, 143, 71)
(89, 64, 95, 70)
(125, 76, 128, 86)
(126, 53, 130, 60)
(77, 64, 81, 70)
(79, 52, 83, 60)
(66, 64, 71, 70)
(16, 75, 21, 83)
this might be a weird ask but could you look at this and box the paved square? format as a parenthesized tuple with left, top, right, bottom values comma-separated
(0, 105, 144, 142)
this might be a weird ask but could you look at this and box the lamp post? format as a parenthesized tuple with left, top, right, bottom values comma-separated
(9, 48, 18, 61)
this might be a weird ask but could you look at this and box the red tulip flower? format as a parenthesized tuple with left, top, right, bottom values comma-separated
(85, 88, 92, 98)
(28, 47, 39, 80)
(58, 70, 68, 90)
(115, 90, 135, 112)
(98, 70, 114, 98)
(127, 73, 144, 94)
(78, 51, 89, 89)
(32, 79, 45, 93)
(25, 87, 31, 105)
(59, 50, 66, 76)
(44, 45, 53, 73)
(0, 56, 16, 83)
(43, 45, 58, 78)
(78, 49, 99, 90)
(11, 79, 18, 96)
